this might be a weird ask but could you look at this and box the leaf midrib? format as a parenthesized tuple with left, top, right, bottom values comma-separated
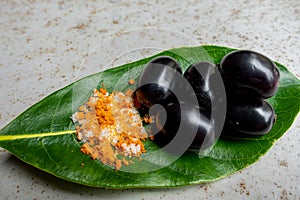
(0, 130, 75, 141)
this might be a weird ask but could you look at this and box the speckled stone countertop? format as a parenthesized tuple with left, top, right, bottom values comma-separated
(0, 0, 299, 199)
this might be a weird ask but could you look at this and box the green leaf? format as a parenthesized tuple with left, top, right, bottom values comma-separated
(0, 45, 299, 188)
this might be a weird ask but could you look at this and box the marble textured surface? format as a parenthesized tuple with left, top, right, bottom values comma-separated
(0, 0, 299, 199)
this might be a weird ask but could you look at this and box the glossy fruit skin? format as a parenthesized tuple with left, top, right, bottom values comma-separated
(135, 56, 182, 107)
(183, 62, 212, 111)
(153, 102, 216, 153)
(219, 50, 280, 98)
(225, 98, 276, 135)
(183, 61, 216, 111)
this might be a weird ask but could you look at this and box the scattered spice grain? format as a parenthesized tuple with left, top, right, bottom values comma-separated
(128, 79, 135, 85)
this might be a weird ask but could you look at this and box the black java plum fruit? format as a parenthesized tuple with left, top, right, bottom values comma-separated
(135, 56, 182, 107)
(219, 50, 280, 98)
(225, 98, 276, 136)
(153, 102, 216, 153)
(183, 61, 216, 111)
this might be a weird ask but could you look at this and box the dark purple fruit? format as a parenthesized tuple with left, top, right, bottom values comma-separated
(219, 50, 280, 98)
(135, 56, 182, 107)
(183, 61, 215, 111)
(153, 102, 216, 153)
(226, 98, 276, 135)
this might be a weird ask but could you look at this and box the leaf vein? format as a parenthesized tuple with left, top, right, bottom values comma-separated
(41, 139, 58, 165)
